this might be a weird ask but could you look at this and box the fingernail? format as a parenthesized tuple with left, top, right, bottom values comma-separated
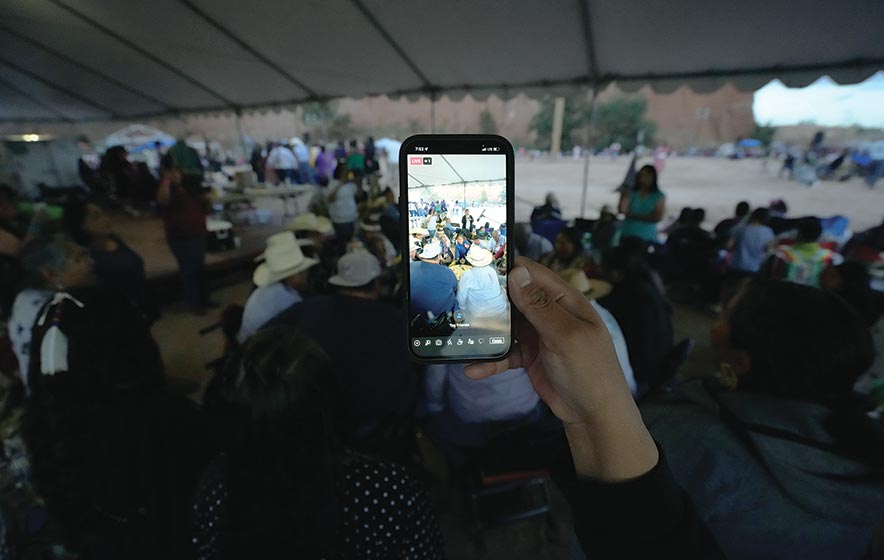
(511, 266, 531, 288)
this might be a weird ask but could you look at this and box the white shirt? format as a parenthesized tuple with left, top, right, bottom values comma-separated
(424, 365, 539, 422)
(293, 143, 310, 163)
(591, 300, 638, 397)
(457, 265, 507, 318)
(491, 234, 507, 254)
(8, 289, 52, 387)
(426, 215, 438, 231)
(326, 182, 359, 224)
(266, 145, 298, 169)
(238, 283, 302, 343)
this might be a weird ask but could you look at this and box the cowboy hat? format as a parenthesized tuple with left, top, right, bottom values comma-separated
(466, 245, 493, 267)
(287, 212, 333, 234)
(360, 213, 383, 232)
(253, 232, 319, 287)
(329, 250, 382, 287)
(419, 243, 442, 260)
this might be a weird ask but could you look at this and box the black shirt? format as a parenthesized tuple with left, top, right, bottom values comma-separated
(194, 455, 445, 560)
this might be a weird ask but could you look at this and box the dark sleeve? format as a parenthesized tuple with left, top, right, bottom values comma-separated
(562, 447, 723, 560)
(192, 459, 228, 560)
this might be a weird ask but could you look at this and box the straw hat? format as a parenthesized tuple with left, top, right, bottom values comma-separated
(329, 250, 382, 287)
(419, 243, 442, 260)
(360, 213, 382, 232)
(466, 245, 493, 267)
(410, 227, 427, 237)
(253, 232, 319, 287)
(287, 212, 333, 234)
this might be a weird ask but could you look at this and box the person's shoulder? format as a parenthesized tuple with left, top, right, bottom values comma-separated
(344, 454, 424, 492)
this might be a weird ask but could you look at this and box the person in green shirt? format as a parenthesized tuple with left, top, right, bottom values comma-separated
(346, 139, 365, 188)
(619, 164, 666, 244)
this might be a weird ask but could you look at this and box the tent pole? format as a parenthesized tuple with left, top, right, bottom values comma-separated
(234, 110, 249, 163)
(579, 85, 600, 219)
(430, 91, 436, 133)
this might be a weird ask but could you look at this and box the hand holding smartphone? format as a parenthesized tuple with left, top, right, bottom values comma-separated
(400, 135, 515, 362)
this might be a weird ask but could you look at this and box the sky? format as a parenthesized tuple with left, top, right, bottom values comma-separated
(753, 71, 884, 128)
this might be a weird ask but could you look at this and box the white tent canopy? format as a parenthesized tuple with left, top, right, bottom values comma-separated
(103, 123, 174, 150)
(0, 0, 881, 122)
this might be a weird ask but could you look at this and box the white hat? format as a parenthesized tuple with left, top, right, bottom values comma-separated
(287, 213, 333, 234)
(329, 250, 382, 287)
(419, 243, 442, 260)
(253, 232, 319, 287)
(466, 245, 493, 267)
(410, 227, 427, 236)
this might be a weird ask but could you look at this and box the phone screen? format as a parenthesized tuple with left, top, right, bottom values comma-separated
(401, 135, 514, 362)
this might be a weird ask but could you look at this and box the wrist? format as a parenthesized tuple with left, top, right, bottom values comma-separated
(564, 398, 658, 482)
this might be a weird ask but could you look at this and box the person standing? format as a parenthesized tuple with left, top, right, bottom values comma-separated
(346, 140, 365, 189)
(313, 145, 333, 186)
(325, 165, 359, 242)
(292, 139, 314, 185)
(619, 165, 666, 244)
(249, 145, 266, 183)
(266, 142, 298, 185)
(363, 136, 380, 195)
(461, 208, 475, 233)
(157, 145, 213, 314)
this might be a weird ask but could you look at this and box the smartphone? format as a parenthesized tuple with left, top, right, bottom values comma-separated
(400, 134, 515, 362)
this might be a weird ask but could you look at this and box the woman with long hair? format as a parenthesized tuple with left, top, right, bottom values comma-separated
(196, 326, 443, 559)
(618, 164, 666, 243)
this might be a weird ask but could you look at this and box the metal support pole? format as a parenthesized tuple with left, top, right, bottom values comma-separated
(430, 91, 437, 133)
(234, 110, 250, 162)
(579, 85, 600, 219)
(550, 96, 566, 158)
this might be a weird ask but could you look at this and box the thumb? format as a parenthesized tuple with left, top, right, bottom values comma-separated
(508, 265, 581, 342)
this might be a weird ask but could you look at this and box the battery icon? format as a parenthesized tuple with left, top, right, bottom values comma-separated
(489, 337, 505, 345)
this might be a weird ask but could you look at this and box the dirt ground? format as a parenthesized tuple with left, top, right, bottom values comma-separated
(513, 155, 884, 230)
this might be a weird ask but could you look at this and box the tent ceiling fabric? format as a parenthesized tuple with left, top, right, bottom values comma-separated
(0, 0, 881, 122)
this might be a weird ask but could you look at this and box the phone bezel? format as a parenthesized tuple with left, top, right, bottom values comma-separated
(399, 134, 515, 363)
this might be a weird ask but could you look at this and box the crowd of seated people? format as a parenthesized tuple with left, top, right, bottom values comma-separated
(0, 152, 882, 560)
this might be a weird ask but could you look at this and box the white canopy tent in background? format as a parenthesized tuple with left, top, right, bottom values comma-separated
(103, 123, 175, 152)
(0, 0, 880, 122)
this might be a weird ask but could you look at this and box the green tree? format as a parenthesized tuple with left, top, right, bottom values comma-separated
(530, 94, 591, 151)
(477, 190, 489, 204)
(593, 96, 656, 152)
(752, 122, 777, 147)
(327, 114, 354, 141)
(478, 108, 498, 134)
